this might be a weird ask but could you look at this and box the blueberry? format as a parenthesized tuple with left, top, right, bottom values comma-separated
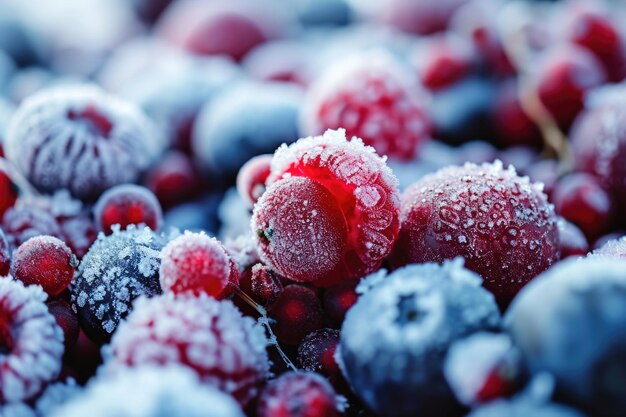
(467, 397, 587, 417)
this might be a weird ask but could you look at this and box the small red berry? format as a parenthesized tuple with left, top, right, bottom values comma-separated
(0, 228, 10, 276)
(257, 372, 340, 417)
(159, 231, 239, 299)
(237, 154, 272, 209)
(250, 263, 283, 305)
(416, 34, 474, 91)
(269, 284, 323, 345)
(94, 184, 163, 234)
(0, 164, 19, 220)
(11, 236, 76, 296)
(46, 298, 80, 354)
(297, 328, 342, 384)
(492, 80, 542, 149)
(322, 281, 358, 328)
(145, 151, 199, 209)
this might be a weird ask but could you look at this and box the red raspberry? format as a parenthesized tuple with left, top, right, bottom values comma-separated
(533, 45, 606, 131)
(94, 184, 163, 235)
(104, 295, 269, 407)
(46, 298, 80, 355)
(269, 284, 323, 345)
(297, 328, 341, 384)
(252, 129, 401, 287)
(145, 151, 200, 209)
(301, 52, 430, 160)
(552, 173, 614, 240)
(257, 372, 340, 417)
(159, 231, 239, 299)
(390, 161, 559, 304)
(11, 236, 76, 296)
(0, 278, 64, 403)
(557, 218, 588, 259)
(237, 154, 272, 209)
(322, 281, 358, 328)
(0, 228, 10, 276)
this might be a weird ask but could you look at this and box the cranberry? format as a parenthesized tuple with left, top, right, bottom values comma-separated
(297, 328, 342, 384)
(11, 236, 76, 297)
(416, 34, 474, 91)
(492, 80, 542, 149)
(322, 281, 358, 328)
(0, 164, 19, 220)
(237, 154, 272, 209)
(145, 151, 200, 209)
(257, 372, 340, 417)
(46, 298, 80, 355)
(94, 184, 163, 234)
(0, 228, 10, 276)
(268, 284, 324, 345)
(249, 263, 283, 305)
(552, 173, 614, 240)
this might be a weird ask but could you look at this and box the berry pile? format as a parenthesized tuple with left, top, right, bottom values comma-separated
(1, 0, 626, 416)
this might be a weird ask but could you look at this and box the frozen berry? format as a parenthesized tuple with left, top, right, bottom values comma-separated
(390, 161, 559, 305)
(506, 257, 626, 417)
(59, 214, 97, 260)
(249, 263, 282, 305)
(467, 397, 586, 417)
(375, 0, 469, 35)
(242, 40, 314, 86)
(0, 228, 10, 276)
(237, 154, 272, 209)
(297, 328, 341, 383)
(5, 85, 165, 201)
(492, 80, 542, 149)
(340, 261, 500, 417)
(0, 163, 19, 220)
(257, 372, 340, 417)
(71, 226, 165, 343)
(552, 173, 614, 240)
(94, 184, 163, 234)
(252, 129, 401, 287)
(269, 284, 323, 345)
(46, 299, 80, 355)
(159, 231, 238, 299)
(301, 51, 430, 160)
(571, 101, 626, 217)
(2, 204, 62, 248)
(192, 81, 302, 179)
(557, 218, 589, 259)
(532, 45, 606, 131)
(0, 278, 64, 403)
(50, 366, 246, 417)
(104, 295, 269, 407)
(145, 151, 200, 208)
(322, 281, 358, 328)
(589, 236, 626, 259)
(444, 332, 526, 406)
(11, 236, 76, 296)
(415, 34, 474, 91)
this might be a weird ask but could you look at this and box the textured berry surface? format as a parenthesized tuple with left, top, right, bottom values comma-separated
(252, 129, 400, 287)
(390, 161, 559, 304)
(589, 236, 626, 259)
(71, 226, 165, 343)
(159, 231, 238, 298)
(11, 236, 76, 296)
(340, 261, 500, 417)
(301, 52, 430, 160)
(94, 184, 163, 234)
(4, 85, 164, 201)
(0, 278, 64, 403)
(257, 372, 340, 417)
(297, 328, 341, 383)
(104, 295, 269, 407)
(249, 263, 282, 305)
(269, 284, 324, 345)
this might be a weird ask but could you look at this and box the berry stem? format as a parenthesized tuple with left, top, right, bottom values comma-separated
(229, 282, 298, 372)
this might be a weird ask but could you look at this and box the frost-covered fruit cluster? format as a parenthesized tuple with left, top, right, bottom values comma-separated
(5, 0, 626, 415)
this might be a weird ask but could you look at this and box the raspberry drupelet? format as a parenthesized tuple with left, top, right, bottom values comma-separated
(11, 235, 76, 296)
(0, 278, 64, 404)
(103, 295, 269, 407)
(4, 85, 165, 201)
(159, 231, 239, 299)
(252, 129, 401, 287)
(300, 51, 430, 160)
(390, 161, 559, 305)
(93, 184, 163, 234)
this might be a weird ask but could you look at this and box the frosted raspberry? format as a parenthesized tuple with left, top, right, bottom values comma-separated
(236, 154, 272, 209)
(71, 226, 165, 343)
(5, 85, 165, 201)
(11, 236, 76, 296)
(252, 129, 401, 287)
(93, 184, 163, 234)
(0, 278, 64, 403)
(390, 161, 559, 304)
(159, 231, 238, 299)
(301, 51, 430, 160)
(49, 366, 245, 417)
(257, 372, 340, 417)
(103, 295, 269, 407)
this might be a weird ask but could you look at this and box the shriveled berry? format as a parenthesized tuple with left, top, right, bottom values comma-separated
(237, 154, 272, 209)
(94, 184, 163, 234)
(257, 372, 340, 417)
(46, 298, 80, 355)
(11, 236, 76, 296)
(297, 328, 341, 383)
(252, 129, 400, 287)
(104, 295, 269, 407)
(159, 231, 238, 299)
(322, 281, 358, 328)
(250, 263, 282, 305)
(390, 161, 559, 304)
(558, 218, 589, 259)
(269, 284, 323, 345)
(301, 52, 430, 160)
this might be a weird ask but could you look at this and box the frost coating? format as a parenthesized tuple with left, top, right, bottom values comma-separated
(339, 260, 500, 417)
(50, 366, 245, 417)
(5, 84, 165, 200)
(70, 225, 165, 342)
(35, 379, 82, 416)
(103, 295, 269, 407)
(467, 398, 587, 417)
(253, 128, 400, 286)
(0, 277, 64, 404)
(589, 236, 626, 258)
